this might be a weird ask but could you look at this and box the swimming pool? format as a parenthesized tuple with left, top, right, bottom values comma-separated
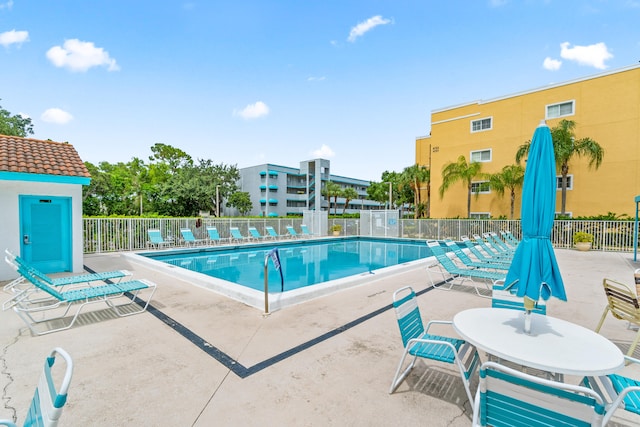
(127, 237, 438, 310)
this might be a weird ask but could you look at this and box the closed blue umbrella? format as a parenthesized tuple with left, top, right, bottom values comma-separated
(505, 121, 566, 332)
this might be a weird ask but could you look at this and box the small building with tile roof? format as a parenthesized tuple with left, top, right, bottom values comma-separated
(0, 134, 91, 280)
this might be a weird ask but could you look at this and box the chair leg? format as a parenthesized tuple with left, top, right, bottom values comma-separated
(594, 307, 610, 333)
(626, 328, 640, 358)
(389, 350, 417, 394)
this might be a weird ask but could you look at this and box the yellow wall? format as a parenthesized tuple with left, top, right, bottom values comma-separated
(417, 65, 640, 218)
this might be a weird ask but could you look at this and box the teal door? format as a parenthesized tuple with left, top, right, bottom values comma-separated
(20, 195, 72, 273)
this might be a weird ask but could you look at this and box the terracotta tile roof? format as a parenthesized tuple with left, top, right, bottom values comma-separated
(0, 134, 90, 178)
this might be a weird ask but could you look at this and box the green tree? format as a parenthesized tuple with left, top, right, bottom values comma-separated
(367, 171, 401, 209)
(341, 187, 359, 214)
(0, 100, 34, 137)
(439, 155, 482, 218)
(485, 164, 525, 219)
(227, 191, 252, 216)
(515, 119, 604, 215)
(322, 180, 342, 214)
(401, 164, 430, 218)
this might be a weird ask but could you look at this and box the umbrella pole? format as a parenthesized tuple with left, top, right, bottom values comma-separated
(523, 297, 535, 334)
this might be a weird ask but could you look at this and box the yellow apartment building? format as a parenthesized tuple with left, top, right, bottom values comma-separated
(416, 64, 640, 219)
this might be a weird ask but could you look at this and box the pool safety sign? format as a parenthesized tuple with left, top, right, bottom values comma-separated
(267, 248, 284, 291)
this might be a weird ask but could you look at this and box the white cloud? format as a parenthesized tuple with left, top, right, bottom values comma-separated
(46, 39, 120, 72)
(559, 41, 613, 69)
(0, 29, 28, 47)
(307, 76, 326, 82)
(18, 112, 30, 119)
(0, 1, 14, 10)
(311, 144, 335, 158)
(233, 101, 270, 119)
(543, 57, 562, 71)
(347, 15, 391, 42)
(41, 108, 73, 124)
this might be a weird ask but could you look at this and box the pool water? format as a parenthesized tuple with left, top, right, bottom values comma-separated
(142, 238, 434, 293)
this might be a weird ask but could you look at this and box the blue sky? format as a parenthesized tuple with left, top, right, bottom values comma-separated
(1, 1, 639, 181)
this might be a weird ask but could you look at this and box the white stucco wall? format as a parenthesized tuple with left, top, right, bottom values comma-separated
(0, 180, 85, 281)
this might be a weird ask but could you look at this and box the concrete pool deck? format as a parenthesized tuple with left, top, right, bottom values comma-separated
(2, 248, 640, 426)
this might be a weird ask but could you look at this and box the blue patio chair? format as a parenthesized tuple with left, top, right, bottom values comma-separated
(6, 262, 157, 335)
(248, 226, 265, 240)
(491, 279, 546, 315)
(285, 225, 300, 239)
(0, 347, 74, 427)
(180, 228, 207, 247)
(583, 356, 640, 420)
(460, 236, 512, 268)
(265, 226, 281, 240)
(229, 227, 248, 243)
(443, 239, 509, 271)
(426, 240, 505, 298)
(389, 286, 479, 406)
(147, 229, 172, 249)
(472, 361, 607, 426)
(300, 224, 313, 237)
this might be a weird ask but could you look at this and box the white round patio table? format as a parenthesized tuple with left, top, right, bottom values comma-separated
(453, 307, 624, 377)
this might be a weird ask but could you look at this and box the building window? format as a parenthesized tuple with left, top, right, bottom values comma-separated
(470, 212, 491, 219)
(546, 100, 574, 119)
(470, 117, 492, 133)
(471, 181, 490, 194)
(556, 175, 573, 190)
(470, 149, 492, 163)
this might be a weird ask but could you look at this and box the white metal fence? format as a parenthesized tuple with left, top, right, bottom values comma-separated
(83, 217, 638, 254)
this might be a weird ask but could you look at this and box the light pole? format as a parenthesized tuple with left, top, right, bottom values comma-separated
(216, 185, 220, 217)
(384, 181, 392, 210)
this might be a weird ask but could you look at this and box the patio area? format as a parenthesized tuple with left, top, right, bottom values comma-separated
(2, 248, 640, 426)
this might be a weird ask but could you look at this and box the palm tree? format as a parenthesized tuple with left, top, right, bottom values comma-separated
(322, 180, 342, 214)
(516, 119, 604, 215)
(341, 187, 359, 214)
(486, 164, 525, 219)
(401, 164, 430, 218)
(439, 155, 482, 218)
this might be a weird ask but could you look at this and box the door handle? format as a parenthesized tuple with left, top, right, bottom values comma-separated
(23, 234, 30, 245)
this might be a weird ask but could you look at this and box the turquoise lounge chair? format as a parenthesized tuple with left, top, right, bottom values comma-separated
(285, 225, 300, 239)
(147, 229, 172, 249)
(389, 286, 479, 406)
(206, 227, 227, 245)
(473, 361, 608, 426)
(248, 226, 266, 240)
(300, 224, 313, 237)
(180, 228, 207, 246)
(229, 227, 248, 243)
(472, 234, 512, 260)
(443, 239, 509, 271)
(460, 236, 512, 267)
(501, 230, 520, 247)
(6, 262, 157, 336)
(484, 232, 514, 256)
(3, 250, 132, 309)
(0, 347, 74, 427)
(265, 226, 281, 240)
(426, 240, 505, 298)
